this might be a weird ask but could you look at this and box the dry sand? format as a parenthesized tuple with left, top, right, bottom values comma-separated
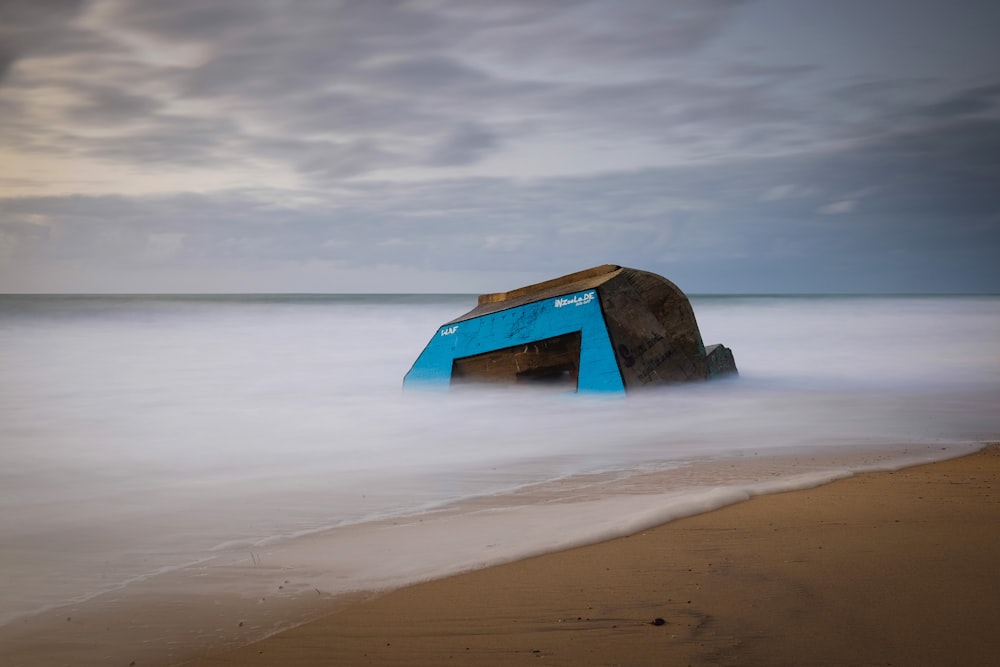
(178, 444, 1000, 667)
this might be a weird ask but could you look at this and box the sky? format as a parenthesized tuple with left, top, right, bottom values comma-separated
(1, 0, 998, 294)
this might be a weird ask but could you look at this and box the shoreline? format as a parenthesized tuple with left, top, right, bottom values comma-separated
(2, 443, 997, 666)
(183, 443, 1000, 666)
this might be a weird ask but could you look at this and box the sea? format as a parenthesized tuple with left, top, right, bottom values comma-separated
(1, 293, 998, 655)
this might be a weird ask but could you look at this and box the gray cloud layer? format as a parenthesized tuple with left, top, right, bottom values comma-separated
(1, 0, 998, 292)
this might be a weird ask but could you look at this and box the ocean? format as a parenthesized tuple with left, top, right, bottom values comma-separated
(1, 293, 998, 660)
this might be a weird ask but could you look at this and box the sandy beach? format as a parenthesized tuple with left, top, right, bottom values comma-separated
(2, 444, 997, 667)
(167, 443, 1000, 667)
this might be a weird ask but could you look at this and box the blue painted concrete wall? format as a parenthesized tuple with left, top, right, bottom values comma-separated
(403, 289, 625, 392)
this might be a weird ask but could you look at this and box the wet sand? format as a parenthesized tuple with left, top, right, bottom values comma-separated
(179, 444, 1000, 667)
(2, 445, 997, 667)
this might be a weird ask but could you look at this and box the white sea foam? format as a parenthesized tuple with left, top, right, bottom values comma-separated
(0, 294, 998, 628)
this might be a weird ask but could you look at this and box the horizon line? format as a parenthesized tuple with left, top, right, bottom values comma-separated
(2, 291, 998, 298)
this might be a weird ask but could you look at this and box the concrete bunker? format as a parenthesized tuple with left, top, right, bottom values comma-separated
(403, 264, 737, 393)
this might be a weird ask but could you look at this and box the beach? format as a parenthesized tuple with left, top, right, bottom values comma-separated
(3, 445, 998, 667)
(2, 295, 998, 667)
(168, 443, 1000, 667)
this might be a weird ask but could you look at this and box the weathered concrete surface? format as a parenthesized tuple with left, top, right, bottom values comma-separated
(406, 264, 737, 392)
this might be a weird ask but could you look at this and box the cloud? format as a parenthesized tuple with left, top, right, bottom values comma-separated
(818, 200, 855, 215)
(110, 0, 262, 43)
(1, 2, 998, 293)
(761, 184, 816, 202)
(0, 0, 767, 185)
(0, 46, 14, 80)
(0, 0, 89, 78)
(455, 0, 748, 65)
(915, 82, 1000, 120)
(723, 61, 820, 80)
(142, 232, 186, 262)
(4, 99, 998, 293)
(65, 82, 164, 125)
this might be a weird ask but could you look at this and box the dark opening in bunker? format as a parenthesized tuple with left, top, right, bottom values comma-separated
(450, 331, 582, 390)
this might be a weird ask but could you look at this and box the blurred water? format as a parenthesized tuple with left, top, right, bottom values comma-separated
(1, 293, 998, 626)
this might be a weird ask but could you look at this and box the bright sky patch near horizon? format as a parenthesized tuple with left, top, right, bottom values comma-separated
(1, 0, 998, 293)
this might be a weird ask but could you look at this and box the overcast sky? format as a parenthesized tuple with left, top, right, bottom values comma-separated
(1, 0, 998, 293)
